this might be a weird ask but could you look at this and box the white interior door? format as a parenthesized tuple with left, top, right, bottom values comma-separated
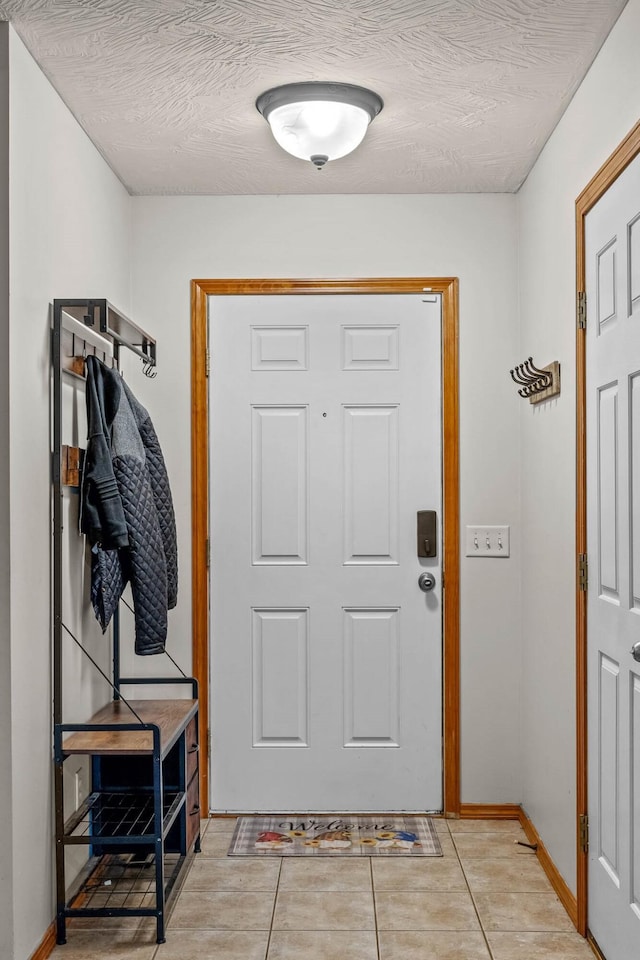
(209, 293, 442, 812)
(586, 151, 640, 959)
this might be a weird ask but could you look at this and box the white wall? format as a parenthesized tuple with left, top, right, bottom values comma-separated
(0, 23, 13, 960)
(517, 0, 640, 894)
(8, 27, 131, 960)
(130, 192, 523, 806)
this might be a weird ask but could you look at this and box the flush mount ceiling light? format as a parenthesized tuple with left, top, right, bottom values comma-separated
(256, 82, 383, 169)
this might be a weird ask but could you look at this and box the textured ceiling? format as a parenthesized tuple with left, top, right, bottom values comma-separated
(0, 0, 628, 195)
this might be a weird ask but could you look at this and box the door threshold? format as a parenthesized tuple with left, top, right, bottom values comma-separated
(209, 810, 444, 816)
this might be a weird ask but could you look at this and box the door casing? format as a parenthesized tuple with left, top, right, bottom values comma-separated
(190, 277, 460, 817)
(576, 120, 640, 939)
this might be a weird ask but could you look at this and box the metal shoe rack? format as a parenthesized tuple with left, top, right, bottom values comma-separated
(52, 300, 200, 946)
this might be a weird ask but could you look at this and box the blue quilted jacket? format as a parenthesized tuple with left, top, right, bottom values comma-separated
(80, 356, 178, 655)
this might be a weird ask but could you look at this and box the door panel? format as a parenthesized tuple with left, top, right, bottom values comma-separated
(251, 325, 308, 370)
(597, 383, 619, 599)
(209, 293, 442, 812)
(586, 151, 640, 959)
(630, 374, 640, 607)
(251, 405, 308, 564)
(343, 607, 400, 747)
(632, 673, 640, 916)
(252, 608, 309, 747)
(597, 653, 619, 884)
(629, 217, 640, 313)
(343, 405, 399, 564)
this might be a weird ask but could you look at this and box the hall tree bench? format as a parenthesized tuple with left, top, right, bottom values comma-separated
(52, 300, 201, 946)
(55, 688, 201, 944)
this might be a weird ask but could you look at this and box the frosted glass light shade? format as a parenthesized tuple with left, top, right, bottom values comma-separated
(256, 83, 383, 167)
(268, 101, 370, 162)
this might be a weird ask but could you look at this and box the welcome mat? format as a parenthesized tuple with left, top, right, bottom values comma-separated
(227, 816, 442, 857)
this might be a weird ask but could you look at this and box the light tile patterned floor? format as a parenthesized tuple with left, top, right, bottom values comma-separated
(50, 818, 595, 960)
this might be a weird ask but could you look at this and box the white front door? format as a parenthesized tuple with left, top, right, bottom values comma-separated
(209, 293, 442, 812)
(586, 152, 640, 959)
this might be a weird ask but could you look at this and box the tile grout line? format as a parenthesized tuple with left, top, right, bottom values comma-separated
(80, 822, 579, 960)
(451, 830, 496, 960)
(264, 855, 284, 960)
(370, 856, 381, 960)
(149, 825, 214, 960)
(454, 824, 570, 952)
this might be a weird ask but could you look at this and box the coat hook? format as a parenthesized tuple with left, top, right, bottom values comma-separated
(510, 357, 560, 405)
(525, 357, 550, 380)
(515, 365, 533, 385)
(523, 358, 551, 390)
(142, 357, 157, 379)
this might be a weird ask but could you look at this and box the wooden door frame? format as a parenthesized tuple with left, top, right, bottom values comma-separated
(191, 276, 460, 817)
(575, 120, 640, 937)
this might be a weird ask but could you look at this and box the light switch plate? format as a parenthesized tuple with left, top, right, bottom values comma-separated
(465, 525, 510, 557)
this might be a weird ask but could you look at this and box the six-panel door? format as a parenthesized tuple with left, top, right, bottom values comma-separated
(586, 152, 640, 959)
(209, 294, 442, 812)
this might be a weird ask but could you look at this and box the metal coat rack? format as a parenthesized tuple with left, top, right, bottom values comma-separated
(51, 299, 198, 945)
(52, 299, 159, 727)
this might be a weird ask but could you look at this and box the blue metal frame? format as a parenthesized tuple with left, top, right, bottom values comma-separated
(54, 715, 199, 944)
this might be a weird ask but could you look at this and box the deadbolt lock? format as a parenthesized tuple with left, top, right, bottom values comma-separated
(417, 510, 437, 558)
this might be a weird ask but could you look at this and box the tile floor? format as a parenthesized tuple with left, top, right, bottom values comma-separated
(50, 817, 596, 960)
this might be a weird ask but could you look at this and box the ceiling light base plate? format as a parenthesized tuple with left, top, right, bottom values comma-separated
(256, 82, 383, 122)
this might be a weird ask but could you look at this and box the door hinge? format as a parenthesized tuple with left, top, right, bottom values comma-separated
(578, 553, 588, 591)
(205, 349, 210, 377)
(577, 291, 587, 330)
(207, 729, 211, 759)
(579, 813, 589, 854)
(206, 537, 210, 568)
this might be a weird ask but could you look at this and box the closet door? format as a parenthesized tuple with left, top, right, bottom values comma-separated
(586, 151, 640, 959)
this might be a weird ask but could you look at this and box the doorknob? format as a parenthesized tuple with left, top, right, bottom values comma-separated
(418, 572, 436, 592)
(631, 641, 640, 662)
